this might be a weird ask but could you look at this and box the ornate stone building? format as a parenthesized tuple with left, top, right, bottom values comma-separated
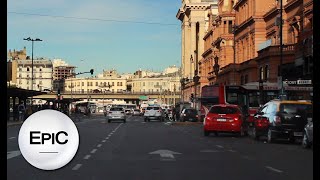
(177, 0, 218, 103)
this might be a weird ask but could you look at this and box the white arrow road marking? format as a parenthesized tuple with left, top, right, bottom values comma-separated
(7, 150, 21, 160)
(149, 149, 181, 161)
(8, 137, 16, 140)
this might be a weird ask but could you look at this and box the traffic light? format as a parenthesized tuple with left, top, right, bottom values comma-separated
(190, 93, 194, 102)
(90, 69, 94, 75)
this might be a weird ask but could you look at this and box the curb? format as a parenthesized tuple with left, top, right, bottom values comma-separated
(7, 121, 24, 127)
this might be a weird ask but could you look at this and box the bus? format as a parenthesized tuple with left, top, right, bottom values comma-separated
(199, 83, 313, 123)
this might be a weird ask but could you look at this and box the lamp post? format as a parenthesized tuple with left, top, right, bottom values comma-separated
(23, 37, 42, 105)
(279, 0, 285, 99)
(259, 79, 264, 106)
(232, 25, 238, 85)
(193, 75, 200, 109)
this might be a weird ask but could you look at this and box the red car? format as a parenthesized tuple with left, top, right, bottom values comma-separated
(203, 104, 248, 136)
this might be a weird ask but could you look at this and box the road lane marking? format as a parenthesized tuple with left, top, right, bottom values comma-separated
(97, 144, 102, 148)
(102, 140, 106, 142)
(83, 155, 91, 159)
(7, 150, 21, 160)
(265, 166, 283, 173)
(216, 145, 224, 148)
(91, 149, 97, 154)
(8, 137, 16, 139)
(108, 134, 112, 137)
(228, 150, 236, 152)
(200, 150, 220, 153)
(72, 164, 82, 170)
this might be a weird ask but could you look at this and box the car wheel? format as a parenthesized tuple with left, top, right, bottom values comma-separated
(214, 131, 218, 136)
(252, 127, 260, 140)
(267, 129, 275, 143)
(144, 118, 147, 122)
(204, 130, 210, 136)
(302, 132, 311, 148)
(108, 120, 111, 123)
(123, 120, 126, 123)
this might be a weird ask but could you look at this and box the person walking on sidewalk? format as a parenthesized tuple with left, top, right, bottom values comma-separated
(18, 103, 26, 121)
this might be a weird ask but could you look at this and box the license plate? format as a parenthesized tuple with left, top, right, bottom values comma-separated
(217, 118, 226, 122)
(293, 132, 303, 136)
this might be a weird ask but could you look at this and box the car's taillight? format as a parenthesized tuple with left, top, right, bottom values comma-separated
(205, 116, 212, 121)
(234, 117, 239, 121)
(274, 116, 281, 125)
(183, 113, 186, 116)
(109, 112, 112, 114)
(196, 115, 199, 118)
(158, 110, 160, 112)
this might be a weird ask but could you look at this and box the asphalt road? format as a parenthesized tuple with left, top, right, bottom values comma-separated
(7, 113, 313, 180)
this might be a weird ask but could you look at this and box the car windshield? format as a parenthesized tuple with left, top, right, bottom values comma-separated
(209, 106, 239, 114)
(185, 109, 197, 113)
(110, 108, 123, 111)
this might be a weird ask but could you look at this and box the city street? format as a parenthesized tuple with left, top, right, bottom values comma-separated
(7, 114, 313, 180)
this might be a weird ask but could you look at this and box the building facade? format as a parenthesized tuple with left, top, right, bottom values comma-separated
(13, 59, 53, 91)
(177, 0, 219, 103)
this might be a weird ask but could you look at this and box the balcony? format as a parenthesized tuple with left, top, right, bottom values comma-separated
(256, 44, 295, 60)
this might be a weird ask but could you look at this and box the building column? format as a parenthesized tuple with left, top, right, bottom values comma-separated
(190, 21, 196, 79)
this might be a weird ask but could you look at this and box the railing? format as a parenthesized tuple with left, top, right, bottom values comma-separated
(257, 44, 295, 58)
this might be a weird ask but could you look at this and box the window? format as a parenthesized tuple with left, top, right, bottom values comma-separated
(228, 20, 233, 34)
(104, 82, 107, 87)
(264, 65, 269, 80)
(96, 82, 98, 86)
(245, 75, 248, 84)
(209, 106, 239, 114)
(112, 82, 114, 86)
(19, 67, 22, 71)
(241, 75, 244, 85)
(259, 67, 264, 80)
(82, 82, 84, 86)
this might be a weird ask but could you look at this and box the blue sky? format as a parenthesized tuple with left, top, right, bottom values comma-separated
(8, 0, 181, 75)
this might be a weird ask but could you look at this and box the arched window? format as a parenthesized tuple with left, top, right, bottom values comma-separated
(259, 67, 264, 80)
(264, 65, 269, 80)
(27, 67, 30, 71)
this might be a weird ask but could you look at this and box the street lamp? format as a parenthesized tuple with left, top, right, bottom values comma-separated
(232, 25, 238, 85)
(23, 37, 42, 105)
(278, 0, 285, 99)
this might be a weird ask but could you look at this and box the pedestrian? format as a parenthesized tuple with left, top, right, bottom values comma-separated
(13, 105, 19, 121)
(18, 103, 26, 121)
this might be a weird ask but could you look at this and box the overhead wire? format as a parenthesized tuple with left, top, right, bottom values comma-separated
(8, 11, 180, 26)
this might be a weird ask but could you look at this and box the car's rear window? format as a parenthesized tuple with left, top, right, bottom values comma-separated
(110, 108, 123, 111)
(147, 107, 160, 110)
(185, 109, 197, 113)
(280, 104, 312, 115)
(209, 106, 239, 114)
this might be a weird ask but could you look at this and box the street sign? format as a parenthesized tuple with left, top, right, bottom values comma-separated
(139, 96, 148, 100)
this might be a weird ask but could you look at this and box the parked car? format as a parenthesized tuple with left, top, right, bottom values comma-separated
(203, 104, 248, 137)
(132, 109, 141, 116)
(106, 107, 126, 123)
(180, 108, 198, 122)
(144, 106, 164, 122)
(253, 99, 312, 143)
(302, 117, 313, 148)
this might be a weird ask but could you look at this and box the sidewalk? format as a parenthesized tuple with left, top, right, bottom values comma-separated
(7, 120, 24, 127)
